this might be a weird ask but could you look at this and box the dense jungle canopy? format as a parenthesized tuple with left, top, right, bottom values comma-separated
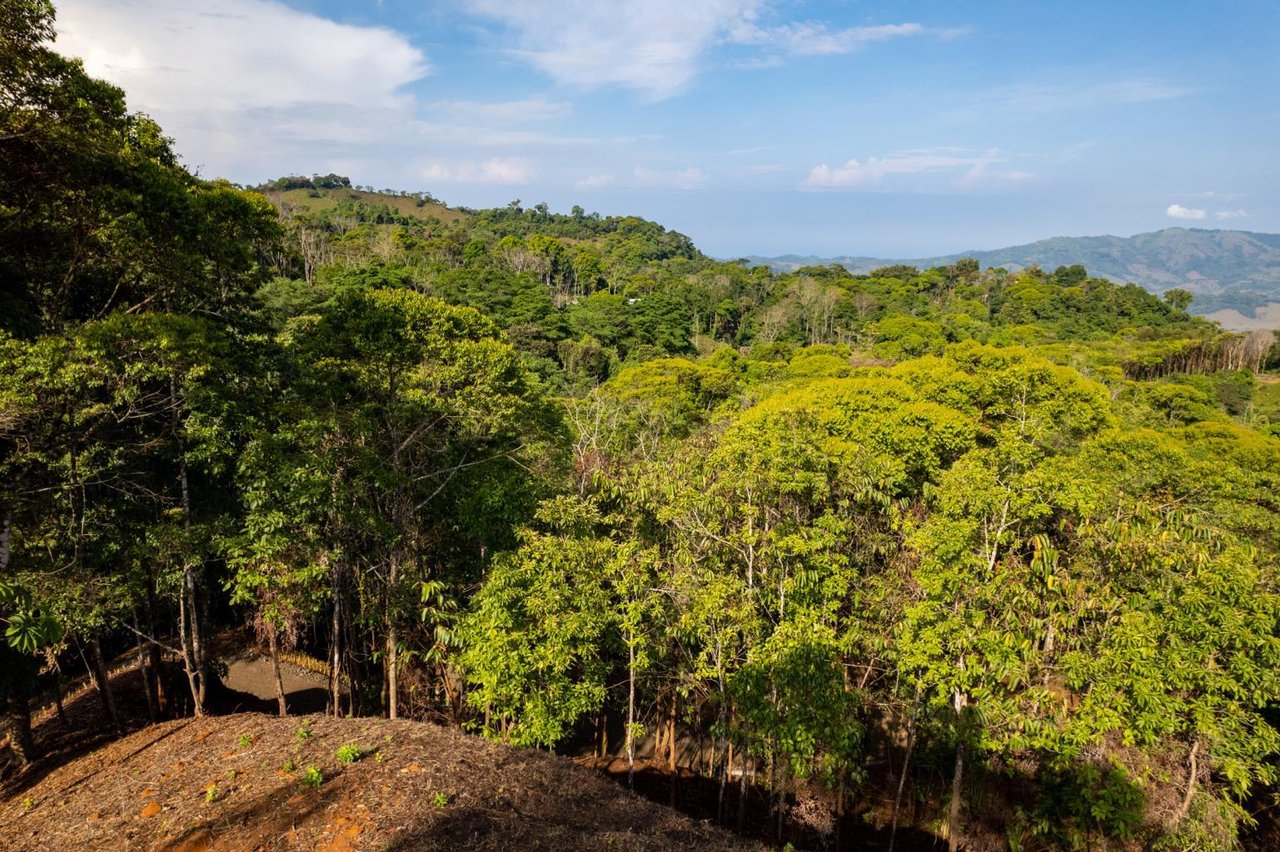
(4, 3, 1280, 849)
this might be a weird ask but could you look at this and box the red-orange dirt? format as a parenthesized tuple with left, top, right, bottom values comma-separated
(0, 713, 762, 851)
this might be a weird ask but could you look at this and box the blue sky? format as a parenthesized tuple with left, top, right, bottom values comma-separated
(56, 0, 1280, 257)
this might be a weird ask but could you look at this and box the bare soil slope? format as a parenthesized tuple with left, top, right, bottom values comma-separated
(1, 714, 759, 851)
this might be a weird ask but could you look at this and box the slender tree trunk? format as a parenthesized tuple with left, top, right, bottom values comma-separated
(835, 786, 845, 852)
(0, 692, 34, 767)
(89, 634, 124, 736)
(188, 568, 207, 706)
(626, 638, 636, 789)
(329, 567, 342, 718)
(198, 566, 212, 701)
(0, 504, 9, 576)
(1174, 740, 1200, 825)
(715, 644, 729, 820)
(267, 620, 288, 716)
(144, 581, 165, 717)
(178, 568, 203, 717)
(667, 691, 678, 807)
(51, 661, 68, 729)
(889, 691, 921, 852)
(387, 558, 399, 721)
(176, 432, 205, 716)
(948, 739, 966, 852)
(737, 751, 750, 834)
(774, 753, 786, 844)
(722, 740, 734, 822)
(133, 612, 157, 722)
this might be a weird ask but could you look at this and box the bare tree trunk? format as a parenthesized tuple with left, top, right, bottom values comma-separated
(387, 559, 399, 720)
(889, 691, 920, 852)
(144, 581, 165, 717)
(835, 786, 845, 852)
(1174, 740, 1200, 825)
(187, 567, 207, 708)
(89, 634, 124, 736)
(0, 505, 9, 574)
(329, 580, 342, 718)
(775, 755, 786, 844)
(626, 639, 636, 789)
(720, 741, 736, 825)
(0, 692, 34, 767)
(177, 572, 203, 717)
(175, 424, 205, 717)
(668, 691, 678, 807)
(50, 660, 69, 729)
(948, 739, 966, 852)
(133, 612, 157, 722)
(715, 647, 729, 820)
(267, 620, 288, 716)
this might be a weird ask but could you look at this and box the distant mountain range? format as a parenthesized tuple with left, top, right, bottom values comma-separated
(742, 228, 1280, 328)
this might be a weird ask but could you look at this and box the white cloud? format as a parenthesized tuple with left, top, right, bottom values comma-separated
(635, 166, 709, 189)
(424, 98, 572, 124)
(409, 121, 600, 148)
(1214, 209, 1249, 220)
(729, 21, 961, 56)
(58, 0, 428, 113)
(54, 0, 430, 178)
(1166, 203, 1207, 220)
(465, 2, 954, 99)
(466, 0, 764, 100)
(804, 148, 1030, 189)
(421, 158, 537, 184)
(576, 174, 616, 190)
(963, 77, 1194, 116)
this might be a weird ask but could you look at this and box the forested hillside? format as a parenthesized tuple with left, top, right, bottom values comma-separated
(5, 3, 1280, 850)
(750, 227, 1280, 316)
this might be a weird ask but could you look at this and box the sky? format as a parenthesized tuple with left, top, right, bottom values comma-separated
(54, 0, 1280, 258)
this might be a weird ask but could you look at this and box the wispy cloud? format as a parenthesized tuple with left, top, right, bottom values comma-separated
(464, 1, 963, 100)
(465, 0, 765, 100)
(1214, 209, 1249, 220)
(962, 76, 1194, 116)
(409, 121, 600, 148)
(635, 166, 709, 189)
(421, 157, 537, 184)
(804, 148, 1030, 189)
(729, 21, 966, 57)
(576, 174, 616, 190)
(424, 98, 572, 123)
(1166, 203, 1207, 220)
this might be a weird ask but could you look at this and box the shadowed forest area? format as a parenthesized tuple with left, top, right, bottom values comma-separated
(5, 2, 1280, 849)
